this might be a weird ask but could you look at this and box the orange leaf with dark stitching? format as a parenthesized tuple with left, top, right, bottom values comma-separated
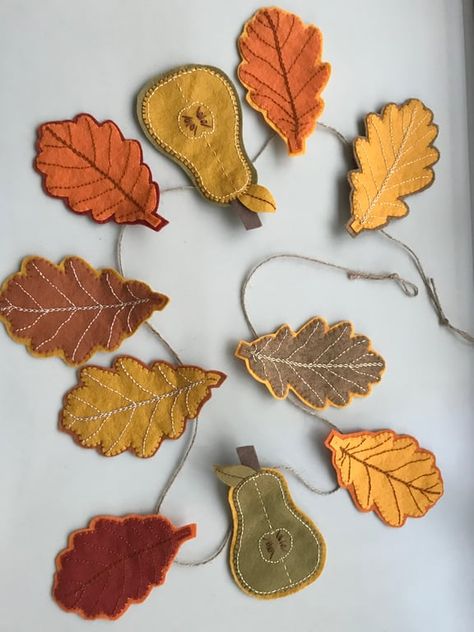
(0, 256, 168, 366)
(53, 514, 196, 620)
(326, 429, 444, 527)
(238, 7, 331, 155)
(35, 114, 167, 230)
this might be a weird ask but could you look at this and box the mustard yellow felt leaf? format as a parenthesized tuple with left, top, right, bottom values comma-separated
(347, 99, 439, 235)
(237, 184, 276, 213)
(61, 356, 225, 457)
(325, 429, 443, 527)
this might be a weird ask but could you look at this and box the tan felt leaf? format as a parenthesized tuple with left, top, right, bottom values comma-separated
(214, 465, 257, 487)
(0, 257, 168, 366)
(235, 317, 385, 410)
(326, 430, 444, 527)
(238, 7, 331, 155)
(61, 356, 226, 457)
(347, 99, 439, 235)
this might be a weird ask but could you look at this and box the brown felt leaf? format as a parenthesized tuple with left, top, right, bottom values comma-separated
(0, 256, 168, 365)
(235, 317, 385, 410)
(53, 514, 196, 620)
(347, 99, 439, 235)
(326, 430, 444, 527)
(238, 7, 331, 155)
(35, 114, 167, 231)
(61, 356, 226, 457)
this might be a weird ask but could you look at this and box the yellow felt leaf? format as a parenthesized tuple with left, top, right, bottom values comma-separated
(237, 184, 276, 213)
(347, 99, 439, 235)
(326, 430, 443, 527)
(61, 356, 225, 457)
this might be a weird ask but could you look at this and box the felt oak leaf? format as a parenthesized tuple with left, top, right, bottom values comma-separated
(35, 114, 167, 231)
(238, 7, 331, 155)
(137, 65, 275, 229)
(0, 256, 167, 365)
(216, 462, 326, 599)
(236, 317, 385, 410)
(347, 99, 439, 235)
(53, 514, 196, 620)
(61, 356, 226, 457)
(326, 430, 443, 527)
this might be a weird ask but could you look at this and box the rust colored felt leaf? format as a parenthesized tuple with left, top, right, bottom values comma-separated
(235, 317, 385, 410)
(53, 514, 196, 620)
(238, 7, 331, 155)
(61, 356, 226, 457)
(35, 114, 167, 230)
(326, 430, 443, 527)
(0, 256, 167, 365)
(347, 99, 439, 235)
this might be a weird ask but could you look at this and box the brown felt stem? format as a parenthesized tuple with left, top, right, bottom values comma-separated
(237, 445, 261, 470)
(230, 200, 262, 230)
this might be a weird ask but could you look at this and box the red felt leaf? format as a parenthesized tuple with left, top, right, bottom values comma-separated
(35, 114, 167, 231)
(53, 514, 196, 619)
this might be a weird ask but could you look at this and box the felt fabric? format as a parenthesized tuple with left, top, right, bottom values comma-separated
(61, 356, 226, 457)
(238, 7, 331, 155)
(347, 99, 439, 235)
(237, 183, 276, 213)
(216, 466, 326, 599)
(326, 430, 444, 527)
(0, 256, 167, 366)
(236, 317, 385, 410)
(35, 114, 167, 231)
(137, 65, 275, 211)
(53, 514, 196, 620)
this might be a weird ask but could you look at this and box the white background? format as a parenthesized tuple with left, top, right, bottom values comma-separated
(0, 1, 473, 630)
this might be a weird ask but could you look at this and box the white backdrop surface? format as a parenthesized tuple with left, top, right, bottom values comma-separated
(0, 1, 473, 631)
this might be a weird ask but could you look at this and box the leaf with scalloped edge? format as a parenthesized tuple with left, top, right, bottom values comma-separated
(326, 429, 444, 527)
(61, 356, 226, 457)
(53, 514, 196, 620)
(35, 114, 167, 230)
(235, 317, 385, 410)
(0, 256, 168, 365)
(347, 99, 439, 235)
(238, 7, 331, 155)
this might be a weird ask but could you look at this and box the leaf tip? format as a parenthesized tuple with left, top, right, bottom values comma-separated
(207, 371, 227, 387)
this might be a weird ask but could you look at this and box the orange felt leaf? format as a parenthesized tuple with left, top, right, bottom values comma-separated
(0, 256, 168, 365)
(238, 7, 331, 155)
(326, 429, 444, 527)
(347, 99, 439, 235)
(53, 514, 196, 620)
(35, 114, 167, 230)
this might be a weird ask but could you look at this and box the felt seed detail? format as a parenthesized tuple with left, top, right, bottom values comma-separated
(0, 256, 168, 366)
(347, 99, 439, 235)
(35, 114, 167, 230)
(61, 356, 226, 457)
(216, 462, 326, 599)
(236, 317, 385, 410)
(137, 65, 275, 216)
(53, 514, 196, 620)
(326, 430, 443, 527)
(238, 7, 331, 155)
